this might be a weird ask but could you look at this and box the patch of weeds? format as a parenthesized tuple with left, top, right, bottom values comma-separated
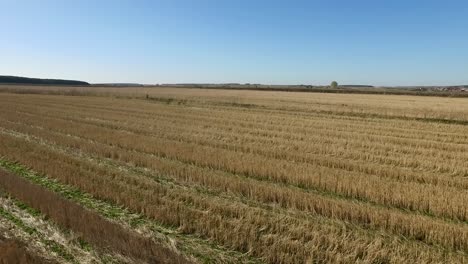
(76, 238, 92, 252)
(15, 200, 42, 218)
(0, 206, 36, 235)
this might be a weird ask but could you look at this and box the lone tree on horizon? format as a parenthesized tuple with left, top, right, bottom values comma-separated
(330, 81, 338, 89)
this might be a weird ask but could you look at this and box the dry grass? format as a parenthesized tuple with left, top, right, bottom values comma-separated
(0, 229, 53, 264)
(0, 236, 54, 264)
(0, 86, 468, 263)
(0, 169, 190, 264)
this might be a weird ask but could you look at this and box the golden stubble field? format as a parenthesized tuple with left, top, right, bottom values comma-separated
(0, 85, 467, 263)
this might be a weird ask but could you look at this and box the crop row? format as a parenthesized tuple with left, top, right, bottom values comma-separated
(1, 108, 467, 223)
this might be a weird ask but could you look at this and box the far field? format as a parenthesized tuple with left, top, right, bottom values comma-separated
(0, 85, 467, 263)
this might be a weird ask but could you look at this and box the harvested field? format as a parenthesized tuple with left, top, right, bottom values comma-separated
(0, 86, 468, 263)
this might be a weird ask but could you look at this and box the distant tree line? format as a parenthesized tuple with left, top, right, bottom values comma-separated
(0, 75, 89, 86)
(340, 85, 374, 88)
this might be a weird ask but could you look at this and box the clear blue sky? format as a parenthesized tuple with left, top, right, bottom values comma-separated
(1, 0, 467, 85)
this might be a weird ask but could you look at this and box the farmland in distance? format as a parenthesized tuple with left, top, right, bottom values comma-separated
(0, 85, 468, 263)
